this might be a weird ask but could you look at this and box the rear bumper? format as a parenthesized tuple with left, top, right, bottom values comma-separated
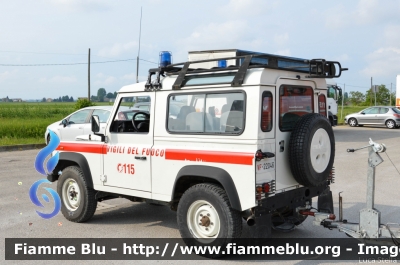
(257, 184, 331, 213)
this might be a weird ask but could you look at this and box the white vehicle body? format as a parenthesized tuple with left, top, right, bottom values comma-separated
(326, 81, 342, 126)
(49, 50, 346, 246)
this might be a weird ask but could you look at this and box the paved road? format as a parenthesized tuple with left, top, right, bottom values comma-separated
(1, 126, 399, 264)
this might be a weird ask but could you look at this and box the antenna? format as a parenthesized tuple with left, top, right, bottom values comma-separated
(136, 7, 142, 83)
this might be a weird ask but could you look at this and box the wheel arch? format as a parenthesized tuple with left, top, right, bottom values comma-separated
(47, 152, 94, 189)
(171, 165, 242, 211)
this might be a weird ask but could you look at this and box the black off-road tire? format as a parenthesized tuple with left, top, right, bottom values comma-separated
(177, 183, 242, 258)
(289, 113, 335, 187)
(57, 166, 97, 222)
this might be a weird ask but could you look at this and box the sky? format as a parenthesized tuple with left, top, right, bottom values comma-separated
(1, 0, 400, 100)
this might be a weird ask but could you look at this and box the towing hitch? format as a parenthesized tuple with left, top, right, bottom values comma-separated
(302, 138, 400, 239)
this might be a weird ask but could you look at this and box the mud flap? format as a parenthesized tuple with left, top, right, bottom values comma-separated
(249, 209, 272, 238)
(318, 186, 334, 214)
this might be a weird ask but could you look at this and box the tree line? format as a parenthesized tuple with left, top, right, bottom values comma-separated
(342, 85, 396, 106)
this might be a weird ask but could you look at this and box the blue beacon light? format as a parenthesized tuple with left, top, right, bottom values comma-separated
(159, 51, 172, 67)
(218, 60, 227, 68)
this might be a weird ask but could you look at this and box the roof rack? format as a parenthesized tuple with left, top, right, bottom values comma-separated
(144, 53, 348, 90)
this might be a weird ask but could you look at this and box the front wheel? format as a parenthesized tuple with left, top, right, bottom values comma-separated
(386, 119, 396, 129)
(177, 183, 242, 257)
(348, 118, 358, 127)
(57, 166, 97, 222)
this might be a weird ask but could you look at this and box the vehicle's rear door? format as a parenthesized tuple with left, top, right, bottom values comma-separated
(275, 79, 315, 191)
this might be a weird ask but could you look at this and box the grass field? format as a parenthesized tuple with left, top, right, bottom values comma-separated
(0, 102, 111, 146)
(0, 102, 366, 146)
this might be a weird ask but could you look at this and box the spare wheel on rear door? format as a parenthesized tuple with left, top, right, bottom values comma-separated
(289, 113, 335, 187)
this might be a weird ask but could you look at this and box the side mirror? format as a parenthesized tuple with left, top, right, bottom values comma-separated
(62, 119, 68, 127)
(361, 112, 365, 115)
(91, 115, 100, 133)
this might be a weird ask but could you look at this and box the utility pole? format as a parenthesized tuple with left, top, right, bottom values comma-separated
(341, 84, 345, 121)
(370, 77, 372, 106)
(390, 83, 392, 106)
(88, 48, 91, 101)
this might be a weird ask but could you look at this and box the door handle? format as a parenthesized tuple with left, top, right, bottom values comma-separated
(78, 127, 83, 129)
(279, 140, 285, 152)
(135, 156, 147, 160)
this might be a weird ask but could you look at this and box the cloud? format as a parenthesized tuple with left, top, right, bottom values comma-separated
(355, 0, 400, 25)
(49, 0, 111, 12)
(221, 0, 279, 17)
(0, 70, 18, 82)
(98, 41, 138, 57)
(39, 75, 77, 83)
(94, 73, 116, 86)
(274, 33, 289, 46)
(274, 49, 291, 56)
(176, 19, 270, 58)
(360, 47, 400, 77)
(122, 73, 135, 80)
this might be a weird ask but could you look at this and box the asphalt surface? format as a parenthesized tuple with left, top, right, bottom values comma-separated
(1, 125, 400, 265)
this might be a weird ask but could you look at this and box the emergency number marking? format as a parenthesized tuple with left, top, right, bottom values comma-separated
(117, 163, 135, 175)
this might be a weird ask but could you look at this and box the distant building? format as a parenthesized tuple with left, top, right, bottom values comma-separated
(1, 96, 11, 102)
(46, 98, 53, 102)
(12, 98, 22, 102)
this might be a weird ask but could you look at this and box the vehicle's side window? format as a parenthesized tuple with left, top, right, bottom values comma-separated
(111, 96, 151, 133)
(167, 92, 245, 134)
(364, 108, 379, 114)
(261, 91, 273, 132)
(279, 85, 313, 131)
(68, 109, 92, 124)
(92, 109, 110, 123)
(380, 108, 389, 114)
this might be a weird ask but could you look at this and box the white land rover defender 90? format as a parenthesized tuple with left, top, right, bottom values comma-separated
(48, 49, 347, 247)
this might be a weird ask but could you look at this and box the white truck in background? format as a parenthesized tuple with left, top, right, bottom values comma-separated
(396, 74, 400, 108)
(326, 81, 342, 126)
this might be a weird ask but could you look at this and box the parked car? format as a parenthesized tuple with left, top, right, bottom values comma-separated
(45, 106, 135, 144)
(133, 102, 151, 111)
(344, 106, 400, 129)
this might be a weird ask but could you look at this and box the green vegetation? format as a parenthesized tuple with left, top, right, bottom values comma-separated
(74, 98, 96, 111)
(0, 102, 106, 146)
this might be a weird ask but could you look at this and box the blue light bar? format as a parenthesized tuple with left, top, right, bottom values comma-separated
(159, 51, 172, 67)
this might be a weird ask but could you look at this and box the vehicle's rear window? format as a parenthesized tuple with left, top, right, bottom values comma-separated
(261, 92, 273, 132)
(279, 85, 313, 131)
(392, 108, 400, 114)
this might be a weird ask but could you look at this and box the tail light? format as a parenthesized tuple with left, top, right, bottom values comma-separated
(255, 181, 275, 201)
(394, 114, 400, 118)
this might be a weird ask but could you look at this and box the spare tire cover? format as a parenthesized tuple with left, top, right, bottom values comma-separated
(289, 113, 335, 187)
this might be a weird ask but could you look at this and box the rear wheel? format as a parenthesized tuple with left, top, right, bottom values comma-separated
(177, 183, 242, 258)
(348, 118, 357, 127)
(386, 119, 396, 129)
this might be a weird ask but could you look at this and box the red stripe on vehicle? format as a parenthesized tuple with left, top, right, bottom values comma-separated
(165, 149, 254, 165)
(56, 142, 106, 154)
